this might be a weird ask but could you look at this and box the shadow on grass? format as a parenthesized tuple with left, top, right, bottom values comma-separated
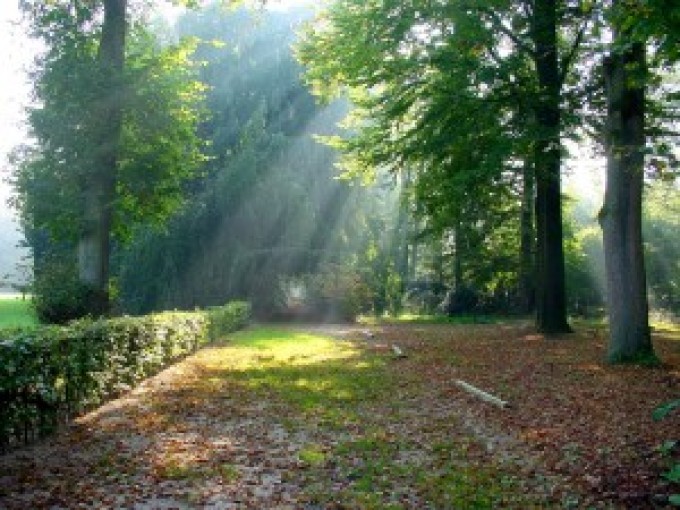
(150, 327, 394, 423)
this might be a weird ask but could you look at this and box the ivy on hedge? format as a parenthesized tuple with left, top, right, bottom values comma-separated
(0, 301, 250, 449)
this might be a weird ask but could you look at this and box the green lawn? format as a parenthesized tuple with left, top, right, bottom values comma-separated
(359, 312, 514, 325)
(0, 294, 38, 328)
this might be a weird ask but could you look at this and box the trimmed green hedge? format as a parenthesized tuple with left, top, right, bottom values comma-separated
(207, 301, 251, 341)
(0, 301, 250, 449)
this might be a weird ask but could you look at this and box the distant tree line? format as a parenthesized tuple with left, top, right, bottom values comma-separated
(296, 0, 679, 361)
(11, 1, 680, 364)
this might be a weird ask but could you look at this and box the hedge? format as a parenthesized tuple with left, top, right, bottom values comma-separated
(0, 301, 250, 449)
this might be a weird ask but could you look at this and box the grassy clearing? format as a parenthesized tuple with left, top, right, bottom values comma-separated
(188, 328, 535, 508)
(359, 312, 509, 325)
(0, 294, 37, 329)
(572, 314, 680, 340)
(194, 327, 391, 419)
(133, 327, 534, 508)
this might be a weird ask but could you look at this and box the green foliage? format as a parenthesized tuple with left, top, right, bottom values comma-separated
(653, 399, 680, 422)
(13, 5, 208, 311)
(295, 0, 678, 333)
(14, 24, 207, 242)
(301, 265, 372, 322)
(564, 184, 680, 319)
(30, 256, 104, 324)
(207, 301, 251, 340)
(563, 197, 605, 317)
(296, 0, 528, 205)
(644, 184, 680, 315)
(653, 399, 680, 505)
(0, 300, 249, 449)
(114, 7, 404, 318)
(295, 0, 571, 317)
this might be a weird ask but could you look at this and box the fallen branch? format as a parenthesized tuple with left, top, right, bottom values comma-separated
(391, 344, 407, 358)
(455, 379, 510, 409)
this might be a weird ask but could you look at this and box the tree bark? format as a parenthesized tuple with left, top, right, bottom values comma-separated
(531, 0, 570, 334)
(394, 172, 411, 287)
(453, 220, 463, 290)
(77, 0, 127, 314)
(519, 158, 535, 313)
(600, 39, 654, 363)
(409, 218, 419, 282)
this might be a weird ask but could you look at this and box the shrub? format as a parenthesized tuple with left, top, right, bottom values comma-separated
(207, 301, 251, 340)
(273, 268, 370, 323)
(441, 285, 480, 315)
(31, 258, 102, 324)
(653, 400, 680, 506)
(305, 266, 372, 322)
(0, 301, 250, 449)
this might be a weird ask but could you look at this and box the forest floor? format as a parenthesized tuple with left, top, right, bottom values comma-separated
(0, 322, 678, 509)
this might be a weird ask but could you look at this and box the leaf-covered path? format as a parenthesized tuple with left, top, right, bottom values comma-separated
(1, 324, 678, 509)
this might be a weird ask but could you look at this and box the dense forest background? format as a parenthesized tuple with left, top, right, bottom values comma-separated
(5, 2, 680, 329)
(113, 7, 411, 319)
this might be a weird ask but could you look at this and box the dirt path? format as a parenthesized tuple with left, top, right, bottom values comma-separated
(1, 323, 678, 509)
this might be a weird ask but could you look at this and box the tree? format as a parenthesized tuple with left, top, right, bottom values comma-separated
(595, 0, 679, 362)
(296, 0, 592, 330)
(644, 184, 680, 315)
(77, 0, 127, 313)
(15, 0, 206, 319)
(114, 7, 362, 315)
(530, 0, 570, 333)
(600, 39, 652, 362)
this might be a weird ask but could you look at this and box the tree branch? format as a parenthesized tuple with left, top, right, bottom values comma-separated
(479, 7, 536, 58)
(559, 18, 590, 86)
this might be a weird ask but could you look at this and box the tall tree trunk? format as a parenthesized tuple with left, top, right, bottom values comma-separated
(532, 0, 570, 334)
(409, 218, 419, 282)
(519, 158, 535, 313)
(77, 0, 127, 314)
(393, 172, 411, 288)
(453, 220, 463, 290)
(600, 39, 654, 363)
(433, 237, 444, 287)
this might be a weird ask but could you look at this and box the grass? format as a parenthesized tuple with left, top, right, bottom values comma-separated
(367, 311, 679, 335)
(186, 327, 534, 508)
(358, 312, 510, 325)
(195, 328, 391, 418)
(0, 294, 38, 329)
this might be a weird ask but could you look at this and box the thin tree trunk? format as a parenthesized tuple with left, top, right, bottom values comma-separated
(394, 173, 411, 288)
(453, 221, 462, 290)
(437, 249, 444, 288)
(519, 158, 535, 313)
(532, 0, 570, 334)
(409, 218, 419, 282)
(600, 39, 654, 363)
(77, 0, 127, 314)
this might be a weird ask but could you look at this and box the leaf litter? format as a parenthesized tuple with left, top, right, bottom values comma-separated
(0, 323, 678, 509)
